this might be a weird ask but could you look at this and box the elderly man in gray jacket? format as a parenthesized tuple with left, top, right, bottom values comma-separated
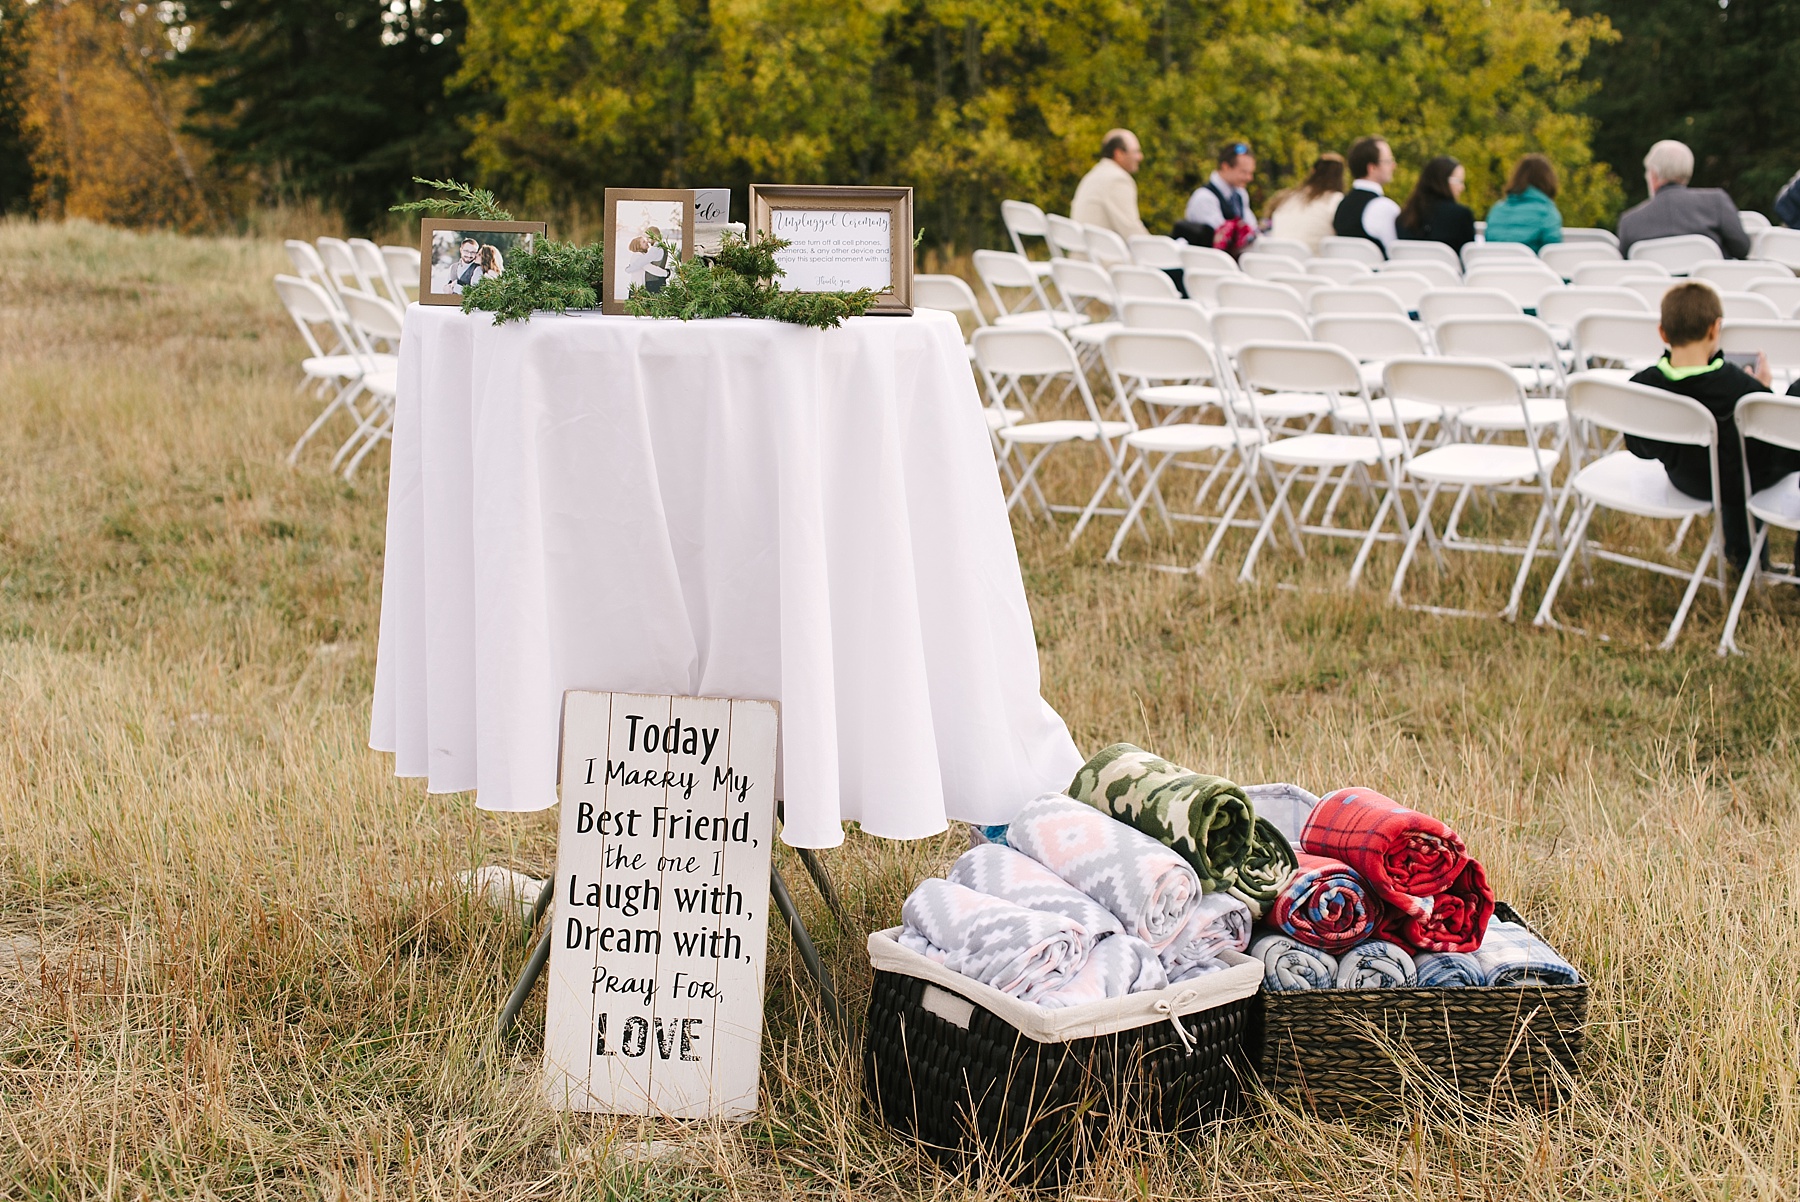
(1617, 140, 1751, 259)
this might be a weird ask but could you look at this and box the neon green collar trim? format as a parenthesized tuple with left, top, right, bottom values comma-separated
(1657, 357, 1723, 381)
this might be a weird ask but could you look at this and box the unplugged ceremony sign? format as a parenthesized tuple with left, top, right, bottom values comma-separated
(769, 208, 895, 292)
(543, 692, 778, 1117)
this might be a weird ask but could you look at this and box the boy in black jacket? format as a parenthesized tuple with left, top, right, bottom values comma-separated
(1626, 282, 1800, 569)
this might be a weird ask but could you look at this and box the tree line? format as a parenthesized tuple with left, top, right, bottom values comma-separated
(2, 0, 1794, 245)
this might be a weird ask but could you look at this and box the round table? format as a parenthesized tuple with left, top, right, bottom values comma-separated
(369, 305, 1082, 847)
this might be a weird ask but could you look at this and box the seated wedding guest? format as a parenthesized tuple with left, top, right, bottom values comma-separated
(1776, 167, 1800, 228)
(1484, 153, 1564, 251)
(1266, 153, 1346, 255)
(1071, 128, 1149, 241)
(1618, 140, 1751, 258)
(1333, 136, 1402, 256)
(1626, 282, 1799, 570)
(1177, 141, 1258, 256)
(1396, 155, 1476, 252)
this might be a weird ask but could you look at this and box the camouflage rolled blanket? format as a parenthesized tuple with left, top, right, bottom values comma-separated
(1225, 817, 1300, 918)
(1067, 744, 1256, 890)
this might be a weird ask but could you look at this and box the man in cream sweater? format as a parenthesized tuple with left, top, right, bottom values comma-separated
(1071, 129, 1148, 241)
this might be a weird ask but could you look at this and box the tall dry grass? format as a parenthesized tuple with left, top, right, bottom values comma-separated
(2, 218, 1800, 1199)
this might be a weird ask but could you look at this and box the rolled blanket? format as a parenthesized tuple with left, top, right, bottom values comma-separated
(1300, 787, 1468, 918)
(1414, 951, 1485, 988)
(1334, 939, 1418, 989)
(1005, 792, 1202, 953)
(948, 844, 1124, 939)
(1039, 934, 1170, 1006)
(1473, 920, 1581, 986)
(1163, 891, 1252, 982)
(1243, 783, 1319, 847)
(1067, 744, 1254, 890)
(1375, 859, 1496, 954)
(1225, 817, 1300, 918)
(1269, 853, 1378, 953)
(1251, 933, 1339, 992)
(898, 879, 1090, 1003)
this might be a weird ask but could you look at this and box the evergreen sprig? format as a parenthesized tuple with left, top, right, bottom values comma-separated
(624, 231, 878, 328)
(389, 177, 515, 221)
(460, 236, 606, 323)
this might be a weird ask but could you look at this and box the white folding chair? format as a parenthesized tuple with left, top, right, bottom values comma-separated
(913, 273, 988, 361)
(1721, 292, 1784, 320)
(1181, 245, 1239, 274)
(382, 244, 422, 301)
(1310, 286, 1409, 318)
(1720, 320, 1800, 390)
(316, 237, 367, 294)
(1691, 260, 1792, 291)
(1465, 264, 1565, 312)
(1211, 309, 1324, 434)
(1128, 235, 1184, 270)
(973, 250, 1088, 331)
(1101, 331, 1267, 568)
(285, 240, 342, 304)
(1216, 278, 1308, 318)
(1539, 241, 1622, 280)
(1432, 315, 1569, 408)
(1739, 211, 1773, 236)
(1182, 269, 1234, 307)
(1572, 311, 1663, 379)
(1461, 242, 1537, 270)
(1755, 229, 1800, 270)
(1082, 225, 1132, 267)
(1750, 278, 1800, 319)
(1621, 276, 1677, 309)
(1304, 258, 1374, 285)
(1122, 298, 1213, 340)
(1240, 253, 1308, 280)
(1628, 233, 1724, 275)
(330, 289, 405, 478)
(1231, 342, 1409, 585)
(1572, 261, 1670, 288)
(1534, 375, 1727, 648)
(1001, 200, 1057, 278)
(1419, 288, 1521, 332)
(1046, 215, 1090, 261)
(1318, 236, 1386, 267)
(1719, 392, 1800, 654)
(1538, 286, 1651, 332)
(1378, 259, 1460, 292)
(1268, 274, 1331, 303)
(973, 327, 1134, 541)
(1050, 258, 1124, 363)
(274, 275, 393, 467)
(1310, 312, 1432, 399)
(350, 237, 408, 310)
(1110, 264, 1181, 301)
(1365, 270, 1435, 313)
(1560, 227, 1620, 246)
(1254, 237, 1312, 261)
(1389, 241, 1463, 274)
(1385, 358, 1562, 618)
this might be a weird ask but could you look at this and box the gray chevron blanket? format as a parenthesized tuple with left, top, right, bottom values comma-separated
(897, 879, 1090, 1004)
(947, 844, 1124, 940)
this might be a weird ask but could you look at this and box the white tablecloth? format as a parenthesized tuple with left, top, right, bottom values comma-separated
(370, 305, 1082, 847)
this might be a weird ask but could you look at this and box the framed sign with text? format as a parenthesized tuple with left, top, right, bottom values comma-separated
(541, 691, 778, 1117)
(748, 184, 913, 315)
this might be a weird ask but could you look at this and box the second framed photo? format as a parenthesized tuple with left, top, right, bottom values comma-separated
(603, 189, 697, 315)
(417, 219, 547, 306)
(748, 185, 913, 315)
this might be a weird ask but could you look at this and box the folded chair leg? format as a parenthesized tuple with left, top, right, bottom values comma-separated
(1718, 526, 1767, 656)
(1501, 499, 1555, 621)
(290, 379, 360, 466)
(1239, 466, 1301, 583)
(1196, 462, 1259, 574)
(1004, 446, 1056, 519)
(1105, 453, 1175, 563)
(1661, 532, 1718, 650)
(1534, 500, 1597, 628)
(1667, 513, 1694, 555)
(1388, 482, 1440, 606)
(1346, 487, 1398, 588)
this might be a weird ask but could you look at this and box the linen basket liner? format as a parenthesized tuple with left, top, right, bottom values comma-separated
(868, 928, 1262, 1042)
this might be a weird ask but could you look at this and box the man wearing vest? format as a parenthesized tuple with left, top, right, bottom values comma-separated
(1334, 136, 1402, 257)
(1180, 141, 1258, 253)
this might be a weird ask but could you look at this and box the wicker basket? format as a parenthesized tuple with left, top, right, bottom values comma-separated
(862, 930, 1263, 1184)
(1256, 903, 1587, 1115)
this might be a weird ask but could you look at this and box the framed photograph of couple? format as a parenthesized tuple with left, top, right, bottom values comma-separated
(749, 185, 913, 315)
(417, 218, 547, 306)
(603, 189, 698, 315)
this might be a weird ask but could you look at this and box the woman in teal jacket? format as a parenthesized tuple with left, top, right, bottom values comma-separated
(1484, 154, 1564, 251)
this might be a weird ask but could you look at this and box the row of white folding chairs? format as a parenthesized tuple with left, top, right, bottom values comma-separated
(274, 273, 404, 479)
(285, 237, 419, 321)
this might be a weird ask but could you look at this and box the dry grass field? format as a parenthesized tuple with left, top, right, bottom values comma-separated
(4, 219, 1800, 1199)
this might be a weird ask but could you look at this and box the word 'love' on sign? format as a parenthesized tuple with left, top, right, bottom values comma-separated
(543, 692, 777, 1117)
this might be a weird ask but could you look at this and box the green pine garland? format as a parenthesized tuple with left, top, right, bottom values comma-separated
(391, 180, 880, 328)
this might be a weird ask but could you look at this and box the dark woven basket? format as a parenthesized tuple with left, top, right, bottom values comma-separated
(1256, 903, 1588, 1116)
(863, 969, 1260, 1184)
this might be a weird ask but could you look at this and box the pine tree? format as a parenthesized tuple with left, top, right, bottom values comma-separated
(168, 0, 479, 229)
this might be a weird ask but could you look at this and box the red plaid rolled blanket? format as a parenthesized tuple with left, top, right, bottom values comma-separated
(1269, 853, 1378, 954)
(1300, 788, 1468, 918)
(1375, 858, 1495, 953)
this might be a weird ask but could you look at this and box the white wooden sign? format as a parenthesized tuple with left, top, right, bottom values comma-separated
(542, 692, 778, 1117)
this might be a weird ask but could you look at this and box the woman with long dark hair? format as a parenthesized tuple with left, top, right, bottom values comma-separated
(1266, 153, 1347, 255)
(1396, 155, 1476, 251)
(1485, 154, 1564, 251)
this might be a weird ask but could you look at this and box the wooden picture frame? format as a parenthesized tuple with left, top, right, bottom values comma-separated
(748, 185, 913, 316)
(603, 189, 698, 315)
(417, 218, 547, 307)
